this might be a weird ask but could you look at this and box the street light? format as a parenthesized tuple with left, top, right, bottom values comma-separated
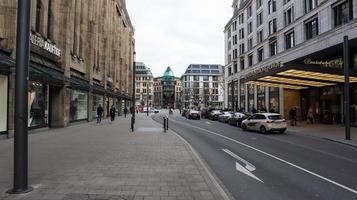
(8, 0, 33, 194)
(131, 51, 136, 132)
(343, 36, 351, 140)
(147, 84, 149, 116)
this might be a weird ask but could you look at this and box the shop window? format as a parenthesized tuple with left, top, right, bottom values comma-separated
(257, 86, 266, 112)
(269, 87, 279, 113)
(0, 75, 8, 132)
(70, 90, 88, 122)
(28, 81, 48, 128)
(92, 94, 104, 119)
(240, 83, 245, 111)
(248, 84, 254, 112)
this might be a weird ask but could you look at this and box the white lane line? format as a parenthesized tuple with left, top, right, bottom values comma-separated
(206, 121, 212, 125)
(222, 149, 264, 183)
(168, 117, 357, 195)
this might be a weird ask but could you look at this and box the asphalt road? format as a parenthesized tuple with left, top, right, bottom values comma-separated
(152, 111, 357, 200)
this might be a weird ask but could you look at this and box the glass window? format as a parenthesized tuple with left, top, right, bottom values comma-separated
(284, 7, 294, 26)
(257, 30, 263, 43)
(240, 83, 245, 110)
(258, 48, 264, 62)
(0, 75, 8, 132)
(269, 19, 277, 35)
(248, 54, 253, 67)
(285, 31, 295, 49)
(270, 41, 277, 56)
(305, 0, 318, 13)
(247, 5, 252, 18)
(257, 86, 266, 112)
(334, 2, 350, 27)
(70, 89, 88, 121)
(92, 94, 103, 119)
(269, 87, 279, 113)
(268, 0, 277, 14)
(248, 84, 254, 112)
(212, 76, 219, 81)
(28, 81, 48, 128)
(257, 12, 263, 27)
(305, 18, 319, 40)
(193, 75, 199, 81)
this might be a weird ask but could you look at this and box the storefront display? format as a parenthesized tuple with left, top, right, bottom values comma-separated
(352, 84, 357, 127)
(70, 90, 88, 121)
(248, 84, 254, 112)
(257, 86, 265, 112)
(28, 81, 48, 128)
(269, 87, 279, 113)
(0, 75, 8, 133)
(240, 83, 245, 110)
(92, 94, 104, 119)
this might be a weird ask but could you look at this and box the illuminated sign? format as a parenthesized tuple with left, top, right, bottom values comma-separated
(30, 33, 61, 57)
(242, 62, 282, 79)
(304, 58, 343, 68)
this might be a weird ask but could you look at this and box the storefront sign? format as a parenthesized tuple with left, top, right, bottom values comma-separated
(243, 62, 282, 79)
(30, 33, 61, 57)
(304, 58, 343, 68)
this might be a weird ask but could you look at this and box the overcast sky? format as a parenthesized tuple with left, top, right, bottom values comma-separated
(126, 0, 232, 77)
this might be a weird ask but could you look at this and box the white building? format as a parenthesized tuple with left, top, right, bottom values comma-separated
(224, 0, 357, 126)
(135, 62, 154, 111)
(181, 64, 225, 109)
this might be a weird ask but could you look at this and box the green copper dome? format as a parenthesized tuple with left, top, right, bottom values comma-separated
(163, 66, 174, 78)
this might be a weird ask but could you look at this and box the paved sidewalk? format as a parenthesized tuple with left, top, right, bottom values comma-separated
(288, 122, 357, 147)
(0, 114, 228, 200)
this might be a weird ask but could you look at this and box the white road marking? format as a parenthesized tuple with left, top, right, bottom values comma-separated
(222, 149, 264, 183)
(206, 121, 212, 125)
(167, 116, 357, 195)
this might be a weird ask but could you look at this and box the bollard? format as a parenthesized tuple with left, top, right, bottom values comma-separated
(166, 118, 169, 131)
(163, 117, 167, 133)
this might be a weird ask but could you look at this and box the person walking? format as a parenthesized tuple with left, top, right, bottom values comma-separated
(307, 107, 314, 124)
(289, 107, 297, 126)
(97, 104, 104, 123)
(124, 107, 128, 118)
(110, 105, 116, 122)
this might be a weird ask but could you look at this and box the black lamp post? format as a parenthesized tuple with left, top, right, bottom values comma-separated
(131, 51, 136, 131)
(8, 0, 33, 194)
(343, 36, 351, 140)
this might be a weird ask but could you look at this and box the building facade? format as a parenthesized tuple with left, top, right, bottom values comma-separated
(135, 62, 153, 111)
(153, 67, 182, 109)
(181, 64, 225, 109)
(224, 0, 357, 126)
(0, 0, 135, 137)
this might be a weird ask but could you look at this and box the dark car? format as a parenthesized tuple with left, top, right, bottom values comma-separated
(228, 112, 249, 127)
(218, 112, 233, 123)
(209, 110, 223, 120)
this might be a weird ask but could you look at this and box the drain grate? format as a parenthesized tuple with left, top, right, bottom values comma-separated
(62, 193, 134, 200)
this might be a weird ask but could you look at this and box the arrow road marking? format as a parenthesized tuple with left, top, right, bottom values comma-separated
(166, 116, 357, 195)
(223, 149, 264, 183)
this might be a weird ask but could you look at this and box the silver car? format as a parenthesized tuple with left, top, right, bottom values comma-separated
(241, 113, 287, 134)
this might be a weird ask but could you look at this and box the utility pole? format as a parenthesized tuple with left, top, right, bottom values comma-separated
(343, 36, 351, 140)
(8, 0, 33, 194)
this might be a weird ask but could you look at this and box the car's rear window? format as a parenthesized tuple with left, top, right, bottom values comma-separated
(268, 115, 283, 120)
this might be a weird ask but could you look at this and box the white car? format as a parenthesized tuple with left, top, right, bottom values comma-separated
(241, 113, 287, 134)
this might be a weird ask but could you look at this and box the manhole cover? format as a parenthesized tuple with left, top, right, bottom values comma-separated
(62, 193, 134, 200)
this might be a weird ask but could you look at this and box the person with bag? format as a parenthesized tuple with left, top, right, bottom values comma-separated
(97, 104, 104, 123)
(110, 105, 116, 122)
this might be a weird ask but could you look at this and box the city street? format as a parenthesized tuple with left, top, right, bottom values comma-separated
(152, 111, 357, 200)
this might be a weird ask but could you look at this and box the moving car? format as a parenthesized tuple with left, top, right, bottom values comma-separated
(186, 110, 201, 120)
(218, 112, 233, 123)
(209, 110, 223, 120)
(228, 112, 249, 127)
(241, 113, 287, 134)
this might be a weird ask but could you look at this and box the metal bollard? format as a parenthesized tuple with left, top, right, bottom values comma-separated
(163, 117, 167, 133)
(166, 118, 169, 131)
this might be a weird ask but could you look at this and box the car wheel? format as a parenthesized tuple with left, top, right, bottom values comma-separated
(279, 129, 287, 134)
(241, 124, 247, 131)
(260, 126, 267, 134)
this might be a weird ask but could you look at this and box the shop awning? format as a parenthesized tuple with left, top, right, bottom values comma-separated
(69, 76, 91, 91)
(242, 64, 357, 90)
(29, 64, 68, 86)
(92, 84, 106, 94)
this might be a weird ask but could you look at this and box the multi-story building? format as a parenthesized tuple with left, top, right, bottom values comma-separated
(0, 0, 134, 137)
(181, 64, 225, 109)
(153, 67, 182, 109)
(135, 62, 154, 111)
(224, 0, 357, 126)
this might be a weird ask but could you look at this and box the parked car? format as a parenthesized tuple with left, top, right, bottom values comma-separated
(228, 112, 249, 127)
(218, 112, 233, 123)
(209, 110, 223, 120)
(200, 108, 210, 119)
(186, 110, 201, 120)
(241, 113, 287, 134)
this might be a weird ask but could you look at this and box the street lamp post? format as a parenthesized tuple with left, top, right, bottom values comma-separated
(8, 0, 33, 194)
(131, 52, 136, 132)
(343, 36, 351, 140)
(147, 84, 149, 116)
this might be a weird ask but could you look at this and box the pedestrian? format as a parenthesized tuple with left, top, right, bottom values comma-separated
(270, 108, 275, 113)
(110, 105, 116, 122)
(96, 104, 104, 123)
(289, 107, 297, 126)
(124, 107, 128, 118)
(307, 106, 314, 124)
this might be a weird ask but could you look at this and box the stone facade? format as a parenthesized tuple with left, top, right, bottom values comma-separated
(0, 0, 134, 134)
(135, 62, 154, 111)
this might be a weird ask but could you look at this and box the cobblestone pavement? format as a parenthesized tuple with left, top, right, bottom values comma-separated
(0, 114, 227, 200)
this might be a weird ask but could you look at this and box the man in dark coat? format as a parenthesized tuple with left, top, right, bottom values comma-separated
(110, 105, 116, 122)
(124, 107, 128, 118)
(97, 104, 104, 123)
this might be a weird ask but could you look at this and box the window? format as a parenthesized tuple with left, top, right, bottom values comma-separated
(203, 76, 209, 81)
(269, 19, 277, 35)
(257, 12, 263, 27)
(233, 62, 238, 73)
(248, 38, 253, 50)
(239, 28, 245, 39)
(284, 7, 294, 26)
(228, 40, 231, 50)
(257, 30, 263, 43)
(333, 1, 351, 27)
(256, 0, 262, 9)
(257, 48, 264, 62)
(193, 76, 199, 81)
(213, 76, 219, 81)
(284, 0, 291, 4)
(247, 5, 252, 18)
(285, 30, 295, 49)
(35, 0, 42, 33)
(233, 49, 238, 59)
(239, 43, 245, 55)
(240, 58, 245, 71)
(228, 67, 232, 76)
(239, 13, 244, 24)
(233, 35, 238, 45)
(305, 18, 318, 40)
(248, 54, 253, 67)
(268, 0, 277, 14)
(270, 41, 277, 56)
(305, 0, 318, 13)
(248, 22, 253, 34)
